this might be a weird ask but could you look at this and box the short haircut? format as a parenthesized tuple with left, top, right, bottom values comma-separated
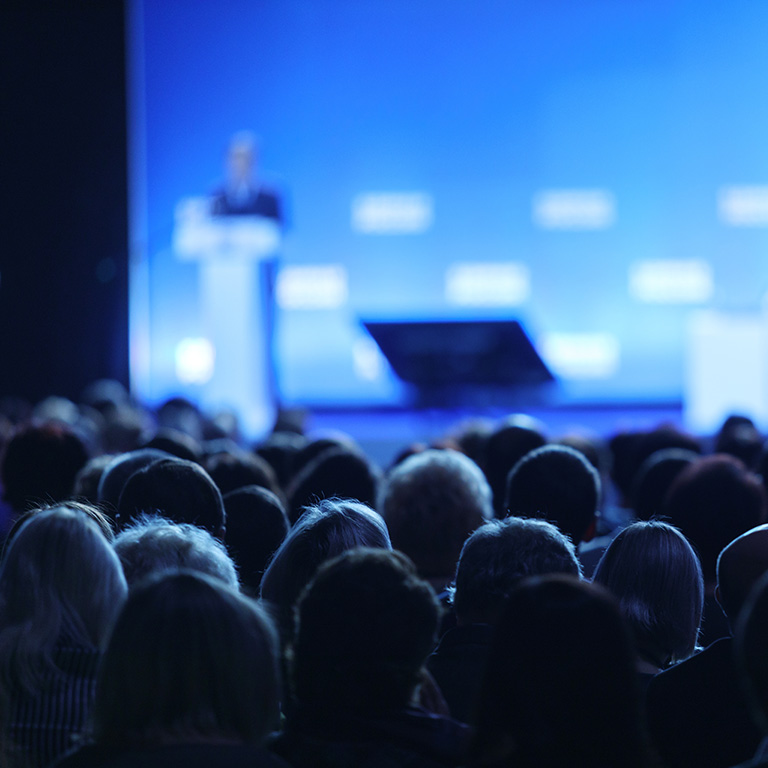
(451, 517, 582, 625)
(93, 571, 280, 747)
(205, 450, 281, 498)
(223, 485, 289, 595)
(629, 448, 699, 521)
(471, 576, 650, 768)
(593, 520, 704, 667)
(0, 505, 127, 692)
(664, 454, 768, 583)
(116, 458, 225, 538)
(114, 514, 239, 590)
(97, 448, 171, 513)
(483, 416, 548, 517)
(286, 446, 381, 525)
(716, 524, 768, 624)
(1, 423, 89, 511)
(292, 548, 440, 712)
(377, 449, 492, 580)
(260, 498, 391, 642)
(504, 445, 600, 544)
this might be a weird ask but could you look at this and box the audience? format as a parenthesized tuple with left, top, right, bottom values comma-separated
(1, 423, 89, 514)
(592, 520, 704, 686)
(114, 514, 240, 590)
(482, 415, 547, 517)
(503, 443, 600, 546)
(115, 457, 226, 538)
(4, 387, 768, 768)
(271, 548, 470, 768)
(223, 485, 289, 596)
(469, 575, 655, 768)
(663, 454, 767, 645)
(260, 497, 391, 645)
(55, 571, 285, 768)
(646, 524, 768, 768)
(428, 517, 582, 722)
(0, 505, 127, 767)
(377, 448, 492, 592)
(735, 570, 768, 768)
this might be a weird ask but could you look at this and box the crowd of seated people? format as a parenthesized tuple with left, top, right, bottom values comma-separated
(4, 384, 768, 767)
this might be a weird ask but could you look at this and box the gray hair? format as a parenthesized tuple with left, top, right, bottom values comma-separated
(114, 514, 239, 591)
(377, 449, 493, 579)
(0, 505, 128, 692)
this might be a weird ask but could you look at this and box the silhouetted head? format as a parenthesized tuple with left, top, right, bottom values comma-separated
(593, 520, 703, 668)
(97, 448, 171, 516)
(378, 449, 492, 584)
(0, 505, 127, 692)
(223, 485, 289, 595)
(716, 524, 768, 631)
(483, 415, 547, 517)
(630, 448, 699, 521)
(1, 422, 89, 512)
(116, 458, 225, 539)
(114, 514, 239, 590)
(452, 517, 582, 626)
(470, 576, 651, 768)
(260, 498, 391, 643)
(292, 548, 439, 713)
(92, 571, 280, 747)
(504, 445, 600, 545)
(664, 454, 767, 584)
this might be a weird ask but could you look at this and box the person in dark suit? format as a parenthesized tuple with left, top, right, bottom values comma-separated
(645, 525, 768, 768)
(211, 132, 283, 223)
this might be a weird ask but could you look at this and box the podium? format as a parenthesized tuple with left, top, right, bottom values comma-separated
(174, 197, 280, 437)
(363, 319, 555, 407)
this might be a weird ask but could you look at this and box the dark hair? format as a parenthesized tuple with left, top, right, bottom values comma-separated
(93, 571, 280, 747)
(144, 427, 203, 463)
(1, 423, 89, 511)
(286, 446, 380, 525)
(452, 517, 582, 625)
(292, 548, 439, 712)
(97, 448, 171, 514)
(378, 449, 492, 580)
(504, 445, 600, 544)
(205, 450, 282, 498)
(664, 454, 768, 583)
(470, 576, 653, 768)
(116, 458, 225, 538)
(609, 426, 702, 507)
(483, 416, 547, 517)
(593, 520, 703, 667)
(223, 485, 289, 595)
(260, 498, 391, 642)
(716, 524, 768, 624)
(630, 448, 698, 521)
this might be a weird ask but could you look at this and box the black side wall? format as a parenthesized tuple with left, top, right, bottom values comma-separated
(0, 1, 129, 403)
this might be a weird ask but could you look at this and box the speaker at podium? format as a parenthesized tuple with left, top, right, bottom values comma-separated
(362, 319, 556, 407)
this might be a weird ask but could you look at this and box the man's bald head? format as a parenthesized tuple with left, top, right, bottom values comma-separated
(717, 525, 768, 625)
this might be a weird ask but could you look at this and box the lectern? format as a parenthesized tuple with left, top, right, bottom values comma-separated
(173, 197, 280, 436)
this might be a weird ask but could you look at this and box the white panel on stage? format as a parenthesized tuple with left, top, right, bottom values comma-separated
(685, 311, 768, 433)
(173, 198, 280, 437)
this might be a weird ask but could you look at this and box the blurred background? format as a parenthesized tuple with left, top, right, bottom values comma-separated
(4, 1, 768, 457)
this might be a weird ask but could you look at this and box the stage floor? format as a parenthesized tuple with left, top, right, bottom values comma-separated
(298, 400, 685, 469)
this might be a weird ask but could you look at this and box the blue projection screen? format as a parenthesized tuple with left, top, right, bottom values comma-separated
(128, 1, 768, 435)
